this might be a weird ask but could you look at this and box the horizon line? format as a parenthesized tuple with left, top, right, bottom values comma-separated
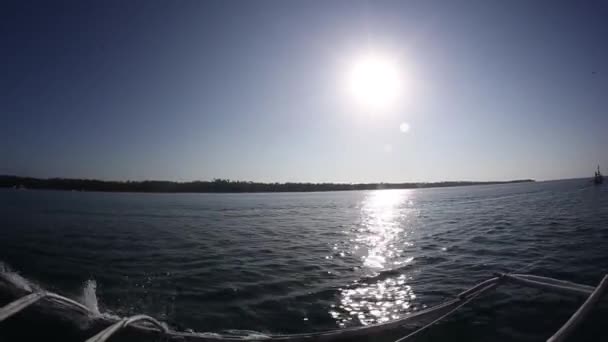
(0, 174, 540, 185)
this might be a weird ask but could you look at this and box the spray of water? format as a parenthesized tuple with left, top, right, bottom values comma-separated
(80, 279, 100, 314)
(0, 261, 33, 292)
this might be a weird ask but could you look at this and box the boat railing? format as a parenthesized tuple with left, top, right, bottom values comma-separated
(85, 314, 168, 342)
(1, 272, 607, 342)
(546, 275, 608, 342)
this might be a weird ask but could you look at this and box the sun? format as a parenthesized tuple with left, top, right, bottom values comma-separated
(347, 53, 402, 111)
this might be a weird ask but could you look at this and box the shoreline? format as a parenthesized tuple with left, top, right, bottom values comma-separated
(0, 175, 534, 194)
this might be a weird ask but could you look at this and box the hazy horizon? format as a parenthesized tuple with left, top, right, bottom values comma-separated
(1, 173, 569, 184)
(0, 169, 594, 184)
(2, 0, 607, 183)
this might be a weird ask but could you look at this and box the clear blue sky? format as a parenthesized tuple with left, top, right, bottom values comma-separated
(1, 0, 607, 182)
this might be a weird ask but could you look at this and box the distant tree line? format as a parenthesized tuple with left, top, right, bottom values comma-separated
(0, 175, 534, 193)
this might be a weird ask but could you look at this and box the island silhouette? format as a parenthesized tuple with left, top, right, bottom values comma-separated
(0, 175, 534, 193)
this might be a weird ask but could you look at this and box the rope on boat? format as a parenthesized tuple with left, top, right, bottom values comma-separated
(392, 273, 608, 342)
(393, 281, 500, 342)
(85, 314, 168, 342)
(46, 292, 95, 314)
(547, 274, 608, 342)
(269, 278, 504, 342)
(0, 292, 44, 321)
(0, 291, 95, 323)
(457, 277, 499, 298)
(512, 274, 595, 294)
(501, 274, 594, 297)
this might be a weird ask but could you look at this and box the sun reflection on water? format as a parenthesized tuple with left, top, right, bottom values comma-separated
(330, 190, 419, 326)
(331, 274, 418, 326)
(359, 190, 408, 269)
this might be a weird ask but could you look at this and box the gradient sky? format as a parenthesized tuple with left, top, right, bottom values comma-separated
(2, 0, 607, 182)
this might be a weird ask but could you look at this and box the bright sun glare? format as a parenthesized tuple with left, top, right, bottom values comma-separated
(348, 53, 402, 111)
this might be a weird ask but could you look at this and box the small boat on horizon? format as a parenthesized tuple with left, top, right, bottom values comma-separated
(594, 165, 603, 185)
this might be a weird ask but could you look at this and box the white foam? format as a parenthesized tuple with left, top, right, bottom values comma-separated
(80, 279, 100, 314)
(0, 261, 33, 292)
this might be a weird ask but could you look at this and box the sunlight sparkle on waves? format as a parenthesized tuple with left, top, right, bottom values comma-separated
(330, 190, 420, 326)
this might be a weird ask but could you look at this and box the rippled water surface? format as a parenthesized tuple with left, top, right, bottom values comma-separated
(1, 179, 608, 341)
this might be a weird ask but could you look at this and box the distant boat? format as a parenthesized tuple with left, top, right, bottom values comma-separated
(594, 165, 603, 185)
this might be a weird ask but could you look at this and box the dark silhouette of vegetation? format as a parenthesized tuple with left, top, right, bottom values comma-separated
(0, 175, 534, 193)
